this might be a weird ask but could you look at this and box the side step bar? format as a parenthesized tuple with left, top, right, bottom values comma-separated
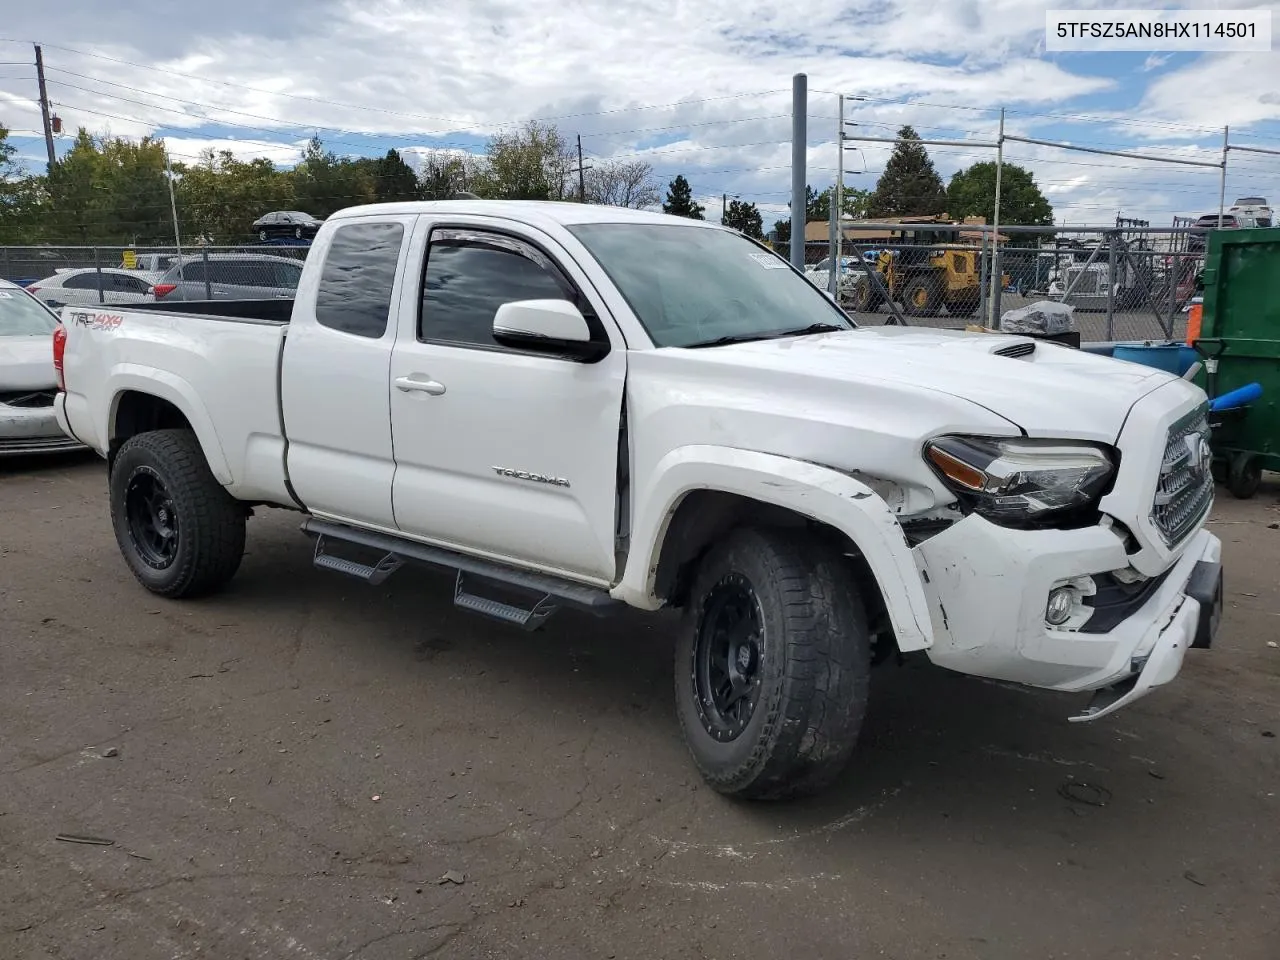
(300, 517, 618, 628)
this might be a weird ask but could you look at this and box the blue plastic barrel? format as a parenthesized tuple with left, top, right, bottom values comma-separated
(1111, 344, 1199, 376)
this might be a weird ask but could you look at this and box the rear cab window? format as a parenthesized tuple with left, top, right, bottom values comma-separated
(315, 222, 406, 338)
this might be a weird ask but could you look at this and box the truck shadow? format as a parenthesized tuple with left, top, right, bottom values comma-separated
(216, 509, 1211, 848)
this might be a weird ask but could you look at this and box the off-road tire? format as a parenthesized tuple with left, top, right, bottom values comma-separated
(675, 527, 872, 800)
(109, 429, 246, 598)
(901, 276, 942, 317)
(850, 275, 884, 313)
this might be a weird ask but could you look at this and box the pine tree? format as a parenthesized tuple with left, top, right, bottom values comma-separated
(662, 175, 705, 219)
(867, 126, 947, 218)
(722, 199, 764, 238)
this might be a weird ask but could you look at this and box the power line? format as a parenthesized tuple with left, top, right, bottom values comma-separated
(0, 38, 787, 130)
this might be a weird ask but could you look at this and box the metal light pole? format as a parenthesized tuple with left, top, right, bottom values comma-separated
(1217, 126, 1229, 228)
(987, 107, 1005, 327)
(790, 73, 807, 269)
(835, 94, 844, 297)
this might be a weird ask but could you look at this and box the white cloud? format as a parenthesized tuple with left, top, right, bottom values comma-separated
(0, 0, 1275, 228)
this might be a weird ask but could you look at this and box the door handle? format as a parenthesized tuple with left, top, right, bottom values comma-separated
(395, 375, 446, 396)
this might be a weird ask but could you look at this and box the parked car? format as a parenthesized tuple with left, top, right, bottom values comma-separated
(149, 253, 304, 301)
(0, 279, 84, 456)
(55, 200, 1222, 801)
(251, 210, 323, 241)
(25, 267, 161, 309)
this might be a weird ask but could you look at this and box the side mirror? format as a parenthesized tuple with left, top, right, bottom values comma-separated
(493, 299, 608, 362)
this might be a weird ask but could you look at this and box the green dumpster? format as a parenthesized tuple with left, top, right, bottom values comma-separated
(1195, 225, 1280, 498)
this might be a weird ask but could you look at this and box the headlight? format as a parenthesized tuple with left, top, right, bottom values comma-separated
(924, 435, 1115, 523)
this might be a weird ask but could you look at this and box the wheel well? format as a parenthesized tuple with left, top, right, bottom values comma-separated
(110, 392, 193, 465)
(653, 490, 893, 653)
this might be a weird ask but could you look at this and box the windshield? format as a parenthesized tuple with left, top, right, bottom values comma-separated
(0, 288, 58, 336)
(567, 223, 854, 348)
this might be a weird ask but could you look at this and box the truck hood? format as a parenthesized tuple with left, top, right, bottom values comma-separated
(0, 335, 57, 392)
(682, 326, 1177, 443)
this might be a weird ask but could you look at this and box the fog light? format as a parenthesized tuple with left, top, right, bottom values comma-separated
(1046, 587, 1074, 626)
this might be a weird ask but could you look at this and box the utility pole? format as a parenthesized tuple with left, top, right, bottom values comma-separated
(34, 44, 56, 169)
(723, 193, 728, 219)
(164, 145, 183, 268)
(576, 134, 587, 203)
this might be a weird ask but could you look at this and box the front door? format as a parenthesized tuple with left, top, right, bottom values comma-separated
(389, 223, 626, 584)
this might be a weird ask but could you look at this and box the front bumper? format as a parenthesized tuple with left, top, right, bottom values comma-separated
(0, 402, 87, 457)
(913, 516, 1221, 720)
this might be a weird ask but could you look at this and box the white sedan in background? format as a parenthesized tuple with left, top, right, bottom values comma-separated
(25, 267, 160, 310)
(0, 279, 85, 457)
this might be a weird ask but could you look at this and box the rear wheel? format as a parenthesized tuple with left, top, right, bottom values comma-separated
(901, 275, 942, 317)
(675, 527, 872, 800)
(109, 429, 246, 598)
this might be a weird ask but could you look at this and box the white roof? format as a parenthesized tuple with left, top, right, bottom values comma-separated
(328, 200, 722, 231)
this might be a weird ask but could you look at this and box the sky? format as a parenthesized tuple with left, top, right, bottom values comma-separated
(1, 0, 1278, 230)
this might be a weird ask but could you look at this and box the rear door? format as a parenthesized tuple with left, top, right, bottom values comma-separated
(387, 220, 627, 583)
(280, 216, 414, 529)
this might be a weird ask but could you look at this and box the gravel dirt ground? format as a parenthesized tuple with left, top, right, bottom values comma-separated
(2, 452, 1278, 960)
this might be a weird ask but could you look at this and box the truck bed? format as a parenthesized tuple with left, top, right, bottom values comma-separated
(57, 301, 295, 506)
(125, 298, 295, 325)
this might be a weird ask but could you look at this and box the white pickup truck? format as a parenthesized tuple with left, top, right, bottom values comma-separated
(55, 201, 1223, 800)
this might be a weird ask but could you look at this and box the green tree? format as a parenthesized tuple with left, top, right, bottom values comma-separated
(418, 150, 481, 200)
(804, 184, 827, 221)
(370, 148, 422, 203)
(947, 161, 1053, 226)
(772, 218, 791, 243)
(662, 174, 704, 219)
(290, 136, 376, 218)
(0, 124, 44, 242)
(472, 121, 572, 200)
(867, 125, 947, 218)
(722, 198, 763, 238)
(176, 148, 297, 242)
(812, 185, 873, 222)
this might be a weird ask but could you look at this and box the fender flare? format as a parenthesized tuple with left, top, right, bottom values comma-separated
(104, 365, 233, 485)
(614, 445, 934, 651)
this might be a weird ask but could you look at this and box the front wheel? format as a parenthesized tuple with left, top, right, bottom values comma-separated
(675, 527, 872, 800)
(901, 276, 942, 317)
(109, 429, 246, 598)
(259, 229, 269, 241)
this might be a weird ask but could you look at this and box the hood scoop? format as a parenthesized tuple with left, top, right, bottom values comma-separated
(993, 341, 1036, 359)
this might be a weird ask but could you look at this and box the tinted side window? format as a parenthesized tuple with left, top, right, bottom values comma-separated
(420, 241, 571, 348)
(315, 222, 404, 338)
(181, 261, 207, 282)
(111, 273, 150, 293)
(63, 273, 103, 290)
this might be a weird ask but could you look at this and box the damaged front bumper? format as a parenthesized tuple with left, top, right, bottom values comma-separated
(913, 514, 1221, 721)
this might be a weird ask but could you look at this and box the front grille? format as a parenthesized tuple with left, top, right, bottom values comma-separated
(0, 389, 55, 408)
(1151, 405, 1213, 546)
(994, 341, 1035, 359)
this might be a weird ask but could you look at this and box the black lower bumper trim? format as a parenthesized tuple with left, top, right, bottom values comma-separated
(1185, 560, 1222, 650)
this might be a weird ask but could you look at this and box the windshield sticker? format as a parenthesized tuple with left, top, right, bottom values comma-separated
(748, 252, 788, 269)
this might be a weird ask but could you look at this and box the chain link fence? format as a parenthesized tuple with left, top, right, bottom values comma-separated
(795, 222, 1207, 343)
(1, 243, 310, 307)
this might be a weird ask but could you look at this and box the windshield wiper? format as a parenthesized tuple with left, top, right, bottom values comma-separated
(683, 322, 848, 349)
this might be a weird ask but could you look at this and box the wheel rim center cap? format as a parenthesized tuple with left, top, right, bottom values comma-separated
(735, 644, 753, 672)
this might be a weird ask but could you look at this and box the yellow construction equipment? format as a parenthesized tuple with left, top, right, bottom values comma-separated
(846, 225, 1004, 319)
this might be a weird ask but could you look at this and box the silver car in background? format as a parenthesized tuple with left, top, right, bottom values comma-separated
(150, 253, 304, 302)
(0, 279, 84, 457)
